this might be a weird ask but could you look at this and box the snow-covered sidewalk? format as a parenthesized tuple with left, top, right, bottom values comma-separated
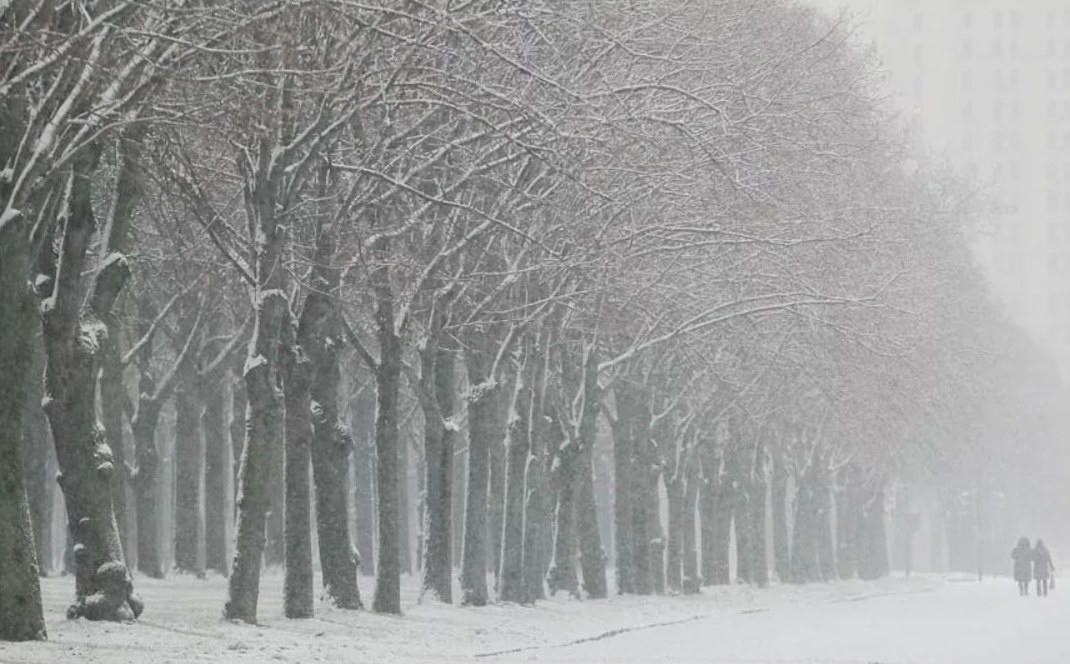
(2, 573, 1063, 663)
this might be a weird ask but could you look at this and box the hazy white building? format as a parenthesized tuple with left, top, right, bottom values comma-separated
(808, 0, 1070, 376)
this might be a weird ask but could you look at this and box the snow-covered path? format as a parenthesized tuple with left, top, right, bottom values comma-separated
(508, 577, 1069, 664)
(3, 574, 1066, 663)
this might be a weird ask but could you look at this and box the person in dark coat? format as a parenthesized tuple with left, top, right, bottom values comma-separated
(1033, 539, 1054, 597)
(1012, 537, 1032, 596)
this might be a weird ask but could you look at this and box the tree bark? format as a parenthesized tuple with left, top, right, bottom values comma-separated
(98, 123, 145, 568)
(282, 321, 315, 619)
(43, 159, 142, 622)
(312, 376, 361, 609)
(546, 426, 580, 597)
(487, 390, 507, 586)
(734, 486, 753, 584)
(631, 436, 660, 595)
(173, 383, 204, 576)
(99, 329, 130, 564)
(419, 344, 456, 603)
(397, 426, 413, 578)
(814, 465, 836, 581)
(203, 374, 228, 575)
(574, 348, 607, 599)
(609, 386, 640, 595)
(351, 389, 377, 577)
(129, 301, 201, 581)
(371, 248, 403, 614)
(371, 334, 402, 613)
(229, 366, 247, 500)
(681, 456, 700, 594)
(0, 219, 48, 640)
(452, 438, 467, 571)
(498, 351, 533, 603)
(22, 335, 54, 576)
(858, 480, 889, 580)
(521, 338, 552, 602)
(131, 396, 164, 579)
(791, 465, 827, 583)
(225, 290, 286, 623)
(699, 449, 731, 585)
(459, 344, 499, 606)
(771, 453, 791, 582)
(665, 476, 684, 592)
(835, 466, 861, 580)
(265, 405, 286, 568)
(302, 220, 361, 608)
(748, 451, 769, 587)
(225, 132, 290, 623)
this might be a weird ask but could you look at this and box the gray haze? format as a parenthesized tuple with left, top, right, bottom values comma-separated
(810, 0, 1070, 379)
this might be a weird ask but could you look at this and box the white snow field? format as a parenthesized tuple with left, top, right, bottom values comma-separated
(1, 573, 1066, 663)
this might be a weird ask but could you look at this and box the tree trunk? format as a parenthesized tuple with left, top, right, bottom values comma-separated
(22, 335, 54, 576)
(452, 439, 467, 571)
(0, 221, 48, 640)
(487, 381, 508, 587)
(398, 428, 413, 578)
(576, 439, 607, 599)
(631, 442, 660, 595)
(97, 123, 145, 570)
(173, 384, 204, 576)
(371, 259, 403, 613)
(498, 352, 533, 603)
(129, 298, 201, 582)
(650, 537, 666, 595)
(312, 376, 361, 609)
(698, 475, 715, 586)
(790, 468, 820, 583)
(771, 454, 791, 582)
(265, 405, 286, 568)
(681, 458, 700, 594)
(460, 345, 500, 606)
(521, 339, 552, 602)
(296, 265, 360, 610)
(574, 348, 607, 599)
(229, 367, 247, 500)
(610, 385, 642, 595)
(99, 328, 130, 564)
(520, 454, 550, 602)
(749, 461, 769, 587)
(203, 376, 228, 576)
(225, 290, 287, 623)
(858, 481, 889, 580)
(665, 477, 684, 592)
(420, 345, 456, 603)
(351, 391, 377, 577)
(225, 136, 290, 625)
(814, 467, 836, 581)
(282, 330, 315, 619)
(131, 398, 164, 579)
(735, 493, 753, 584)
(836, 466, 861, 580)
(699, 450, 731, 586)
(546, 429, 580, 597)
(43, 159, 142, 622)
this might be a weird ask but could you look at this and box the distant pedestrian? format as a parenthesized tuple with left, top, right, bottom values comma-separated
(1033, 539, 1054, 597)
(1012, 537, 1032, 596)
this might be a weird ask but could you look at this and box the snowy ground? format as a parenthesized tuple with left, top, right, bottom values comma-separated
(1, 572, 1066, 663)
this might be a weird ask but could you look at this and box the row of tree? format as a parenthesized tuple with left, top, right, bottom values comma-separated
(3, 0, 1066, 643)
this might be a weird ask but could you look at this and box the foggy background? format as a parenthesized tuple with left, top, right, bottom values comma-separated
(808, 0, 1070, 562)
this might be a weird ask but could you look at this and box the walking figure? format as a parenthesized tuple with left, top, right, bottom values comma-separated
(1033, 539, 1054, 597)
(1012, 537, 1032, 596)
